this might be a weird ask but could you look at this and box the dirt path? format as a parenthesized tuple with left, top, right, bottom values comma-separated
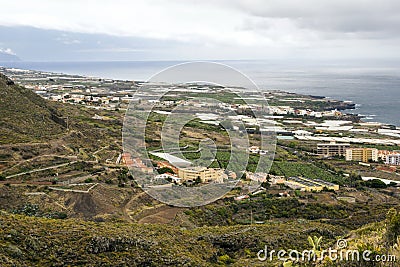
(6, 161, 77, 179)
(137, 206, 182, 224)
(48, 183, 99, 193)
(121, 191, 146, 222)
(2, 154, 78, 173)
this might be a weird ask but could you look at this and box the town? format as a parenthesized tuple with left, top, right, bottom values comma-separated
(1, 66, 399, 197)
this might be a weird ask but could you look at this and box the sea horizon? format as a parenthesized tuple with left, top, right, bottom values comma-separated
(1, 59, 400, 127)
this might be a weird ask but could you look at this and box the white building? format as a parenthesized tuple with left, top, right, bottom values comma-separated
(246, 172, 267, 182)
(154, 173, 181, 183)
(293, 130, 313, 136)
(249, 146, 260, 154)
(386, 154, 400, 165)
(378, 150, 400, 161)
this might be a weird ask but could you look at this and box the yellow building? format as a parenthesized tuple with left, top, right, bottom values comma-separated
(345, 148, 378, 162)
(178, 167, 224, 183)
(285, 177, 339, 192)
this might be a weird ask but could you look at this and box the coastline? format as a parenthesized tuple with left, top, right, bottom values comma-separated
(0, 65, 397, 128)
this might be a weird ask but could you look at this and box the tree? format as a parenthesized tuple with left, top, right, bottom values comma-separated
(349, 172, 361, 187)
(195, 176, 201, 184)
(218, 254, 234, 264)
(84, 178, 94, 183)
(261, 181, 270, 189)
(158, 167, 174, 174)
(237, 172, 246, 180)
(363, 179, 387, 189)
(0, 174, 6, 181)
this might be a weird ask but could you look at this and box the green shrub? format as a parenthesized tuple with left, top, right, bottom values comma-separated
(385, 208, 400, 246)
(218, 254, 234, 264)
(85, 178, 94, 183)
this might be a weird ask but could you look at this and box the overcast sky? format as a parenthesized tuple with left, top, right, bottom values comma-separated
(0, 0, 399, 61)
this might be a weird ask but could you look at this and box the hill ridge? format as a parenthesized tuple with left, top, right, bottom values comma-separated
(0, 74, 66, 144)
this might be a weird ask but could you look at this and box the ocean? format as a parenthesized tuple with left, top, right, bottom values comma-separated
(1, 60, 399, 126)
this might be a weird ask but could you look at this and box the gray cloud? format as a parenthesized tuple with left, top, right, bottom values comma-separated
(0, 1, 399, 61)
(232, 0, 400, 37)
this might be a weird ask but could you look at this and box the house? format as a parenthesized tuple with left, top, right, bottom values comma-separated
(293, 130, 313, 136)
(246, 172, 268, 182)
(234, 195, 249, 201)
(378, 150, 400, 161)
(269, 175, 285, 185)
(154, 173, 181, 184)
(249, 146, 260, 154)
(278, 192, 290, 197)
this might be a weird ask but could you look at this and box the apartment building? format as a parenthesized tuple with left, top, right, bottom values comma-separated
(386, 154, 400, 166)
(345, 148, 378, 162)
(317, 142, 350, 157)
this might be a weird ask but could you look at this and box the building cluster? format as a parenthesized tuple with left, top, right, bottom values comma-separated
(122, 153, 153, 173)
(122, 152, 227, 185)
(297, 134, 400, 146)
(268, 105, 342, 118)
(153, 166, 226, 185)
(243, 172, 339, 192)
(248, 146, 268, 155)
(1, 67, 139, 110)
(316, 142, 400, 165)
(45, 93, 138, 110)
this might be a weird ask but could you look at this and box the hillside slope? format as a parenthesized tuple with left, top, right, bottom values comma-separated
(0, 74, 65, 144)
(0, 211, 346, 266)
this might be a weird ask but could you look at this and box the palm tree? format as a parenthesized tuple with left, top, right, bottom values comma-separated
(308, 235, 323, 258)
